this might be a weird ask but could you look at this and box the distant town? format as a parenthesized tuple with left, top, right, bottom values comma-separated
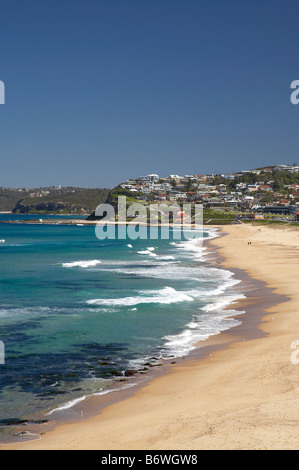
(114, 163, 299, 222)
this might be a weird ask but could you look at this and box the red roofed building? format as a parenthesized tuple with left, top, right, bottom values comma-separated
(279, 199, 289, 205)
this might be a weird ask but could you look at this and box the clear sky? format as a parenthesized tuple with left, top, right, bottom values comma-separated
(1, 0, 299, 188)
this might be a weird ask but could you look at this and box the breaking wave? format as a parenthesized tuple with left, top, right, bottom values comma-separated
(62, 260, 102, 268)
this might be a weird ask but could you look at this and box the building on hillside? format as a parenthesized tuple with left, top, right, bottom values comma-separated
(147, 174, 159, 182)
(221, 173, 236, 180)
(262, 205, 298, 215)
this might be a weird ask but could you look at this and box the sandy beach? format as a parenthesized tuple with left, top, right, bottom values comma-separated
(3, 223, 299, 450)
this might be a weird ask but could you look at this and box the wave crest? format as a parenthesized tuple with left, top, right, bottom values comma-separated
(62, 260, 102, 268)
(87, 286, 194, 307)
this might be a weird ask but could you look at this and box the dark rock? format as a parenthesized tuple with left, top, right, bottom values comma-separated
(110, 370, 123, 376)
(124, 369, 138, 377)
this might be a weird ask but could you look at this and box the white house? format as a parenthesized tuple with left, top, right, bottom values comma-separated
(147, 174, 159, 182)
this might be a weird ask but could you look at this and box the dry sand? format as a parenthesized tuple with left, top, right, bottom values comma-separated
(3, 223, 299, 450)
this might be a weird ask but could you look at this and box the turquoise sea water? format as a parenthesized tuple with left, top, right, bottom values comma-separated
(0, 215, 244, 442)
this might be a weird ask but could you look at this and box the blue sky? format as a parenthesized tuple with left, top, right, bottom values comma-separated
(1, 0, 299, 188)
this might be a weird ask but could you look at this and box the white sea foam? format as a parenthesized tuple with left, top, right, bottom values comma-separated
(162, 303, 246, 357)
(47, 395, 88, 414)
(107, 261, 238, 289)
(200, 293, 245, 312)
(62, 260, 102, 268)
(173, 237, 207, 260)
(0, 305, 109, 320)
(137, 250, 157, 257)
(47, 383, 136, 415)
(87, 286, 194, 307)
(110, 263, 199, 280)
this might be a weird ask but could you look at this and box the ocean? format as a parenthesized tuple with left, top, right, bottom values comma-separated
(0, 215, 245, 443)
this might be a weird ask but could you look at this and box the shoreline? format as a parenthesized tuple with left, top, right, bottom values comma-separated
(0, 227, 252, 446)
(2, 223, 299, 449)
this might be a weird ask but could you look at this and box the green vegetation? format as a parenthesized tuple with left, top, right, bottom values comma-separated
(87, 186, 142, 219)
(202, 209, 236, 224)
(0, 188, 28, 211)
(107, 186, 143, 204)
(227, 170, 299, 192)
(11, 187, 110, 215)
